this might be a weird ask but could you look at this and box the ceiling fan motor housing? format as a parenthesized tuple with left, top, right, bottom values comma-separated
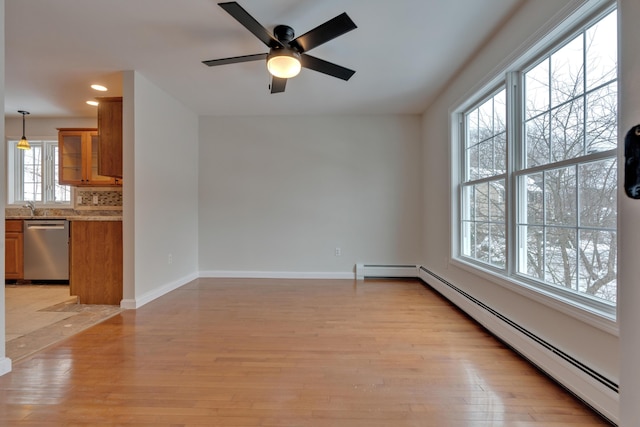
(273, 25, 295, 44)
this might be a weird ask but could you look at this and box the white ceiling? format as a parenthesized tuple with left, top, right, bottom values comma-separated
(5, 0, 523, 119)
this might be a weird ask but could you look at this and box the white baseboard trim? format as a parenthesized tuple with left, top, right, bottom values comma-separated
(418, 267, 618, 425)
(120, 272, 199, 310)
(199, 270, 354, 280)
(355, 263, 419, 280)
(0, 357, 12, 376)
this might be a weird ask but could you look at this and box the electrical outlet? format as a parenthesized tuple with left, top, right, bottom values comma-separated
(168, 254, 173, 265)
(76, 195, 82, 205)
(335, 247, 342, 256)
(92, 195, 99, 205)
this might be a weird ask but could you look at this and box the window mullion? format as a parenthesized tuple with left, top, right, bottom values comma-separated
(506, 71, 521, 278)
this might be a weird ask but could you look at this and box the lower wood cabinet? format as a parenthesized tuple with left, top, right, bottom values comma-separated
(5, 220, 24, 280)
(69, 221, 122, 305)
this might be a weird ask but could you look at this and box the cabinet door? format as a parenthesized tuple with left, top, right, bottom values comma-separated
(89, 133, 117, 185)
(97, 97, 123, 178)
(59, 132, 85, 185)
(70, 221, 123, 304)
(5, 221, 24, 280)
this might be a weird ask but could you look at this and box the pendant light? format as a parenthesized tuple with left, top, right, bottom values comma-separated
(17, 110, 31, 150)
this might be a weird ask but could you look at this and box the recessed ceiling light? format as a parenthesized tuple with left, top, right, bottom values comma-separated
(86, 100, 99, 106)
(91, 84, 108, 91)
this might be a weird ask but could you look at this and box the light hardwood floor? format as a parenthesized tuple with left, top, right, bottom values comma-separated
(0, 278, 610, 426)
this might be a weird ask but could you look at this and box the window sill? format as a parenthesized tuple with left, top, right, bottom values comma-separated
(450, 257, 618, 336)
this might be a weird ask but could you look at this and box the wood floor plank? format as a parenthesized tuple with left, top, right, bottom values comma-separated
(0, 278, 611, 426)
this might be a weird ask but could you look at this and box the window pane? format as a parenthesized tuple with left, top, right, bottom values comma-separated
(579, 159, 617, 228)
(578, 229, 616, 303)
(489, 180, 506, 223)
(585, 82, 617, 153)
(476, 223, 490, 263)
(467, 109, 479, 146)
(545, 227, 577, 290)
(545, 167, 577, 226)
(525, 58, 549, 119)
(585, 11, 617, 90)
(490, 224, 506, 268)
(522, 225, 544, 280)
(462, 221, 474, 257)
(550, 35, 584, 107)
(22, 145, 43, 202)
(467, 145, 479, 181)
(525, 114, 550, 168)
(478, 98, 494, 143)
(524, 173, 544, 225)
(476, 183, 489, 221)
(494, 133, 507, 174)
(550, 98, 584, 162)
(478, 140, 493, 178)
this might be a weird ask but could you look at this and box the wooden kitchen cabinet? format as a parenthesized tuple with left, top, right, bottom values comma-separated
(5, 220, 24, 280)
(69, 221, 123, 305)
(58, 128, 119, 186)
(97, 97, 123, 178)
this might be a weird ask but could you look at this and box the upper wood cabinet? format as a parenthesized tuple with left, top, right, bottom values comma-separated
(58, 128, 119, 186)
(97, 96, 123, 179)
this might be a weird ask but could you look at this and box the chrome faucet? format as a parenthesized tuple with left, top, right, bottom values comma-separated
(24, 201, 36, 216)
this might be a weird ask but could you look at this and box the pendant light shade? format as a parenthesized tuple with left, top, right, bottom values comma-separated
(17, 110, 31, 150)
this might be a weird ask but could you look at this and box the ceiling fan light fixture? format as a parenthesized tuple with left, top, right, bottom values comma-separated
(17, 110, 31, 150)
(267, 48, 301, 79)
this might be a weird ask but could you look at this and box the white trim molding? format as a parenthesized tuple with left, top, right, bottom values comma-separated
(120, 272, 199, 310)
(199, 270, 353, 280)
(0, 358, 12, 376)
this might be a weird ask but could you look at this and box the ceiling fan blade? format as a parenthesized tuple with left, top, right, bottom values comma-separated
(291, 12, 357, 52)
(270, 76, 287, 93)
(202, 52, 267, 67)
(218, 2, 283, 48)
(300, 54, 355, 81)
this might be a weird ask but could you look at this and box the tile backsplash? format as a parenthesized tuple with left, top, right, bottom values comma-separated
(75, 188, 122, 210)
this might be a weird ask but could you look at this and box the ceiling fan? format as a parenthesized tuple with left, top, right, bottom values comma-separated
(202, 1, 357, 93)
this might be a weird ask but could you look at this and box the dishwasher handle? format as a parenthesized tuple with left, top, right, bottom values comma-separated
(27, 224, 64, 230)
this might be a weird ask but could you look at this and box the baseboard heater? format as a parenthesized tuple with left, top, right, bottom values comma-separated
(418, 266, 618, 425)
(355, 263, 419, 280)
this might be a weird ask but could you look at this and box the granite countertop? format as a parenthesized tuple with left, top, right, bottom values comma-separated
(6, 215, 122, 221)
(5, 208, 122, 221)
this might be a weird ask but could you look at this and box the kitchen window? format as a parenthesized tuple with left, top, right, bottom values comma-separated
(7, 140, 71, 205)
(454, 3, 617, 319)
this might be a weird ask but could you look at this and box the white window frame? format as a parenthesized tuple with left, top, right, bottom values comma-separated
(450, 0, 618, 333)
(7, 139, 72, 207)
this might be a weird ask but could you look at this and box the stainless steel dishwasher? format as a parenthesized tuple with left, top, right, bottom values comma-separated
(23, 219, 69, 281)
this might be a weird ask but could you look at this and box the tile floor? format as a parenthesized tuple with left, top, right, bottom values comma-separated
(5, 284, 122, 362)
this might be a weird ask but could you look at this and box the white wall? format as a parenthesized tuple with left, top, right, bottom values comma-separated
(421, 0, 619, 422)
(122, 71, 199, 307)
(198, 115, 422, 276)
(618, 0, 640, 424)
(4, 117, 96, 140)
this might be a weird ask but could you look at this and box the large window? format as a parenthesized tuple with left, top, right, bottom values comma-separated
(456, 5, 617, 317)
(8, 140, 71, 205)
